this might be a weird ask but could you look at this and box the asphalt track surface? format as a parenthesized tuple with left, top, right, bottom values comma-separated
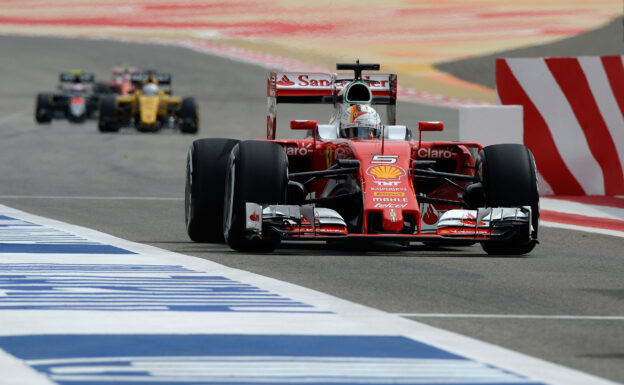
(0, 35, 623, 383)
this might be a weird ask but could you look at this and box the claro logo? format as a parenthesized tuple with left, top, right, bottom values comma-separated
(417, 148, 454, 159)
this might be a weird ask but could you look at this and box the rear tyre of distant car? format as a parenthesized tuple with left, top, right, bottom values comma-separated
(223, 141, 288, 252)
(98, 95, 120, 133)
(185, 138, 240, 242)
(35, 93, 53, 124)
(179, 97, 199, 134)
(477, 143, 539, 256)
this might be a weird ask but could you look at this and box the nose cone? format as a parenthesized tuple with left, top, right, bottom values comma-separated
(139, 95, 159, 124)
(382, 208, 403, 232)
(69, 101, 85, 117)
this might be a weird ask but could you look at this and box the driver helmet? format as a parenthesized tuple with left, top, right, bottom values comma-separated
(339, 104, 381, 139)
(142, 82, 159, 96)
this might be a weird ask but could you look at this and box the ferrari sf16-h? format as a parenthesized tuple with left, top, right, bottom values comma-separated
(35, 71, 100, 123)
(185, 62, 539, 255)
(93, 65, 140, 96)
(98, 71, 198, 134)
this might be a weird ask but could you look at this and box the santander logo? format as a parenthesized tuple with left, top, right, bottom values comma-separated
(276, 75, 295, 86)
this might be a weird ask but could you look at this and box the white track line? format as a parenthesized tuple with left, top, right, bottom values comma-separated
(541, 197, 624, 221)
(540, 221, 624, 238)
(396, 313, 624, 320)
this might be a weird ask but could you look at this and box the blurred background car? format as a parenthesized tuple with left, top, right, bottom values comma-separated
(35, 70, 101, 124)
(98, 70, 198, 134)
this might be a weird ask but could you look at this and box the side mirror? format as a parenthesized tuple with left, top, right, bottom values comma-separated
(418, 121, 444, 132)
(290, 120, 317, 130)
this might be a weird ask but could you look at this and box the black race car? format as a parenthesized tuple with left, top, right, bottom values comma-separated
(35, 71, 101, 124)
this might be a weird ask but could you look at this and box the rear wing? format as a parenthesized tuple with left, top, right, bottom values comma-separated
(267, 71, 397, 140)
(130, 73, 172, 85)
(59, 72, 95, 83)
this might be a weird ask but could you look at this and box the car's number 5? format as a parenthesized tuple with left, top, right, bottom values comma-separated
(371, 155, 398, 164)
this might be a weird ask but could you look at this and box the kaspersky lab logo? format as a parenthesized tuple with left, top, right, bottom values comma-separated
(366, 165, 406, 180)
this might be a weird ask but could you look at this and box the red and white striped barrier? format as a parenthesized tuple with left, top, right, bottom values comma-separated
(496, 56, 624, 196)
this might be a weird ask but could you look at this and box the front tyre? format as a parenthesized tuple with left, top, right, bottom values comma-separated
(179, 97, 199, 134)
(477, 144, 539, 256)
(35, 93, 53, 123)
(223, 141, 288, 252)
(98, 95, 120, 133)
(185, 138, 239, 242)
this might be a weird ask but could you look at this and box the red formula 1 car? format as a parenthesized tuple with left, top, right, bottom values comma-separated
(185, 62, 539, 255)
(93, 66, 140, 96)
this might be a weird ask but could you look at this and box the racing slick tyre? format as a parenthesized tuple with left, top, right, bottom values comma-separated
(477, 144, 539, 256)
(98, 95, 120, 133)
(185, 138, 239, 242)
(35, 93, 53, 123)
(223, 141, 288, 252)
(179, 97, 199, 134)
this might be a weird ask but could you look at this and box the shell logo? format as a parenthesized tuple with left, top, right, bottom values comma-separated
(367, 165, 406, 180)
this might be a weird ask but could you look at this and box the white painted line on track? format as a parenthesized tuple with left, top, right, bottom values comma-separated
(541, 197, 624, 221)
(540, 220, 624, 238)
(0, 196, 183, 200)
(396, 314, 624, 320)
(539, 197, 624, 237)
(0, 204, 620, 385)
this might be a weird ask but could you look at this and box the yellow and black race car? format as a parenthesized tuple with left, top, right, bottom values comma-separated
(98, 71, 198, 134)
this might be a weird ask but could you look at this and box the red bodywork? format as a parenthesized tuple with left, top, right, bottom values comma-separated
(265, 71, 484, 239)
(108, 67, 138, 95)
(275, 138, 482, 238)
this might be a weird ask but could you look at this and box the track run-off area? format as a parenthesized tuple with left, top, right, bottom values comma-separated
(0, 31, 623, 385)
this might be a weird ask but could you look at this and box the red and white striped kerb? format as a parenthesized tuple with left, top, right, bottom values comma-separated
(496, 56, 624, 196)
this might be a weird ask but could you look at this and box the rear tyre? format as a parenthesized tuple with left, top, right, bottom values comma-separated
(477, 144, 539, 255)
(185, 138, 239, 242)
(179, 97, 199, 134)
(35, 93, 53, 123)
(98, 95, 120, 133)
(223, 141, 288, 252)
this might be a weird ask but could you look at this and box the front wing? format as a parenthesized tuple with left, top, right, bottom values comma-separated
(243, 203, 533, 244)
